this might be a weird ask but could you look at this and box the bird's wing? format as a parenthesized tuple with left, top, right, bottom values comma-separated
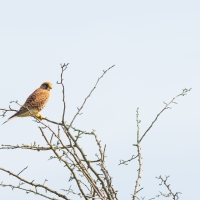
(23, 88, 50, 111)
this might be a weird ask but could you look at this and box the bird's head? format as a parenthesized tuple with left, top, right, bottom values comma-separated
(40, 82, 53, 91)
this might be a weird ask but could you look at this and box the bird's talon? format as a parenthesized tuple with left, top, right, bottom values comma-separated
(39, 115, 43, 120)
(36, 114, 43, 120)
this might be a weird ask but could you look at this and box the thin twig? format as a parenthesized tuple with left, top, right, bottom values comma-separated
(18, 166, 28, 176)
(93, 132, 117, 199)
(0, 144, 70, 151)
(140, 88, 191, 142)
(62, 125, 113, 200)
(68, 65, 115, 129)
(57, 63, 69, 123)
(0, 167, 70, 200)
(156, 176, 181, 200)
(38, 121, 104, 199)
(43, 117, 62, 125)
(39, 127, 90, 200)
(0, 182, 57, 200)
(133, 108, 143, 200)
(119, 155, 138, 165)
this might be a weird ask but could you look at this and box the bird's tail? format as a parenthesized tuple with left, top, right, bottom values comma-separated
(2, 115, 17, 125)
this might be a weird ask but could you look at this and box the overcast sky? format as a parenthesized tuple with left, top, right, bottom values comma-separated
(0, 1, 200, 199)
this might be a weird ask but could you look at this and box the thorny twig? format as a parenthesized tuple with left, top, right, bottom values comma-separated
(0, 144, 70, 151)
(139, 88, 191, 143)
(120, 89, 191, 166)
(18, 166, 28, 176)
(61, 186, 101, 199)
(0, 107, 17, 118)
(0, 167, 70, 200)
(38, 121, 106, 199)
(155, 176, 181, 200)
(133, 108, 143, 200)
(94, 133, 118, 200)
(57, 63, 69, 123)
(61, 125, 112, 200)
(0, 182, 57, 200)
(119, 155, 138, 166)
(68, 65, 115, 129)
(39, 127, 90, 200)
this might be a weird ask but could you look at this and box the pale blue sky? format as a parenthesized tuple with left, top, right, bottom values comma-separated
(0, 1, 199, 199)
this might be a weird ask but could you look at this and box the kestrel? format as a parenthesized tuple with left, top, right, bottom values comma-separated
(3, 82, 52, 124)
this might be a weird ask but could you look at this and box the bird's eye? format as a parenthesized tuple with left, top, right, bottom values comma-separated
(41, 84, 48, 89)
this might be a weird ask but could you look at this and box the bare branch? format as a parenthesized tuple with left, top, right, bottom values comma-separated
(39, 127, 90, 200)
(140, 88, 191, 142)
(119, 155, 138, 166)
(62, 125, 114, 200)
(37, 121, 106, 199)
(68, 65, 115, 129)
(18, 166, 28, 176)
(156, 176, 181, 200)
(0, 167, 70, 200)
(0, 144, 70, 151)
(0, 182, 57, 200)
(93, 132, 118, 199)
(43, 117, 62, 125)
(0, 108, 17, 118)
(56, 63, 69, 123)
(133, 108, 143, 200)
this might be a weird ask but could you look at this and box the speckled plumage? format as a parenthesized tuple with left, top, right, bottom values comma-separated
(3, 82, 52, 124)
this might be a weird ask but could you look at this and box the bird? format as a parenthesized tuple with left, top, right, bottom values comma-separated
(2, 82, 52, 125)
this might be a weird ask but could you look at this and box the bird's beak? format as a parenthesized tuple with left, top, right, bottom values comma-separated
(49, 86, 52, 90)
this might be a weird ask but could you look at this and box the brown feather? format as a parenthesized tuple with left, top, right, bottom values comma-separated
(2, 82, 52, 125)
